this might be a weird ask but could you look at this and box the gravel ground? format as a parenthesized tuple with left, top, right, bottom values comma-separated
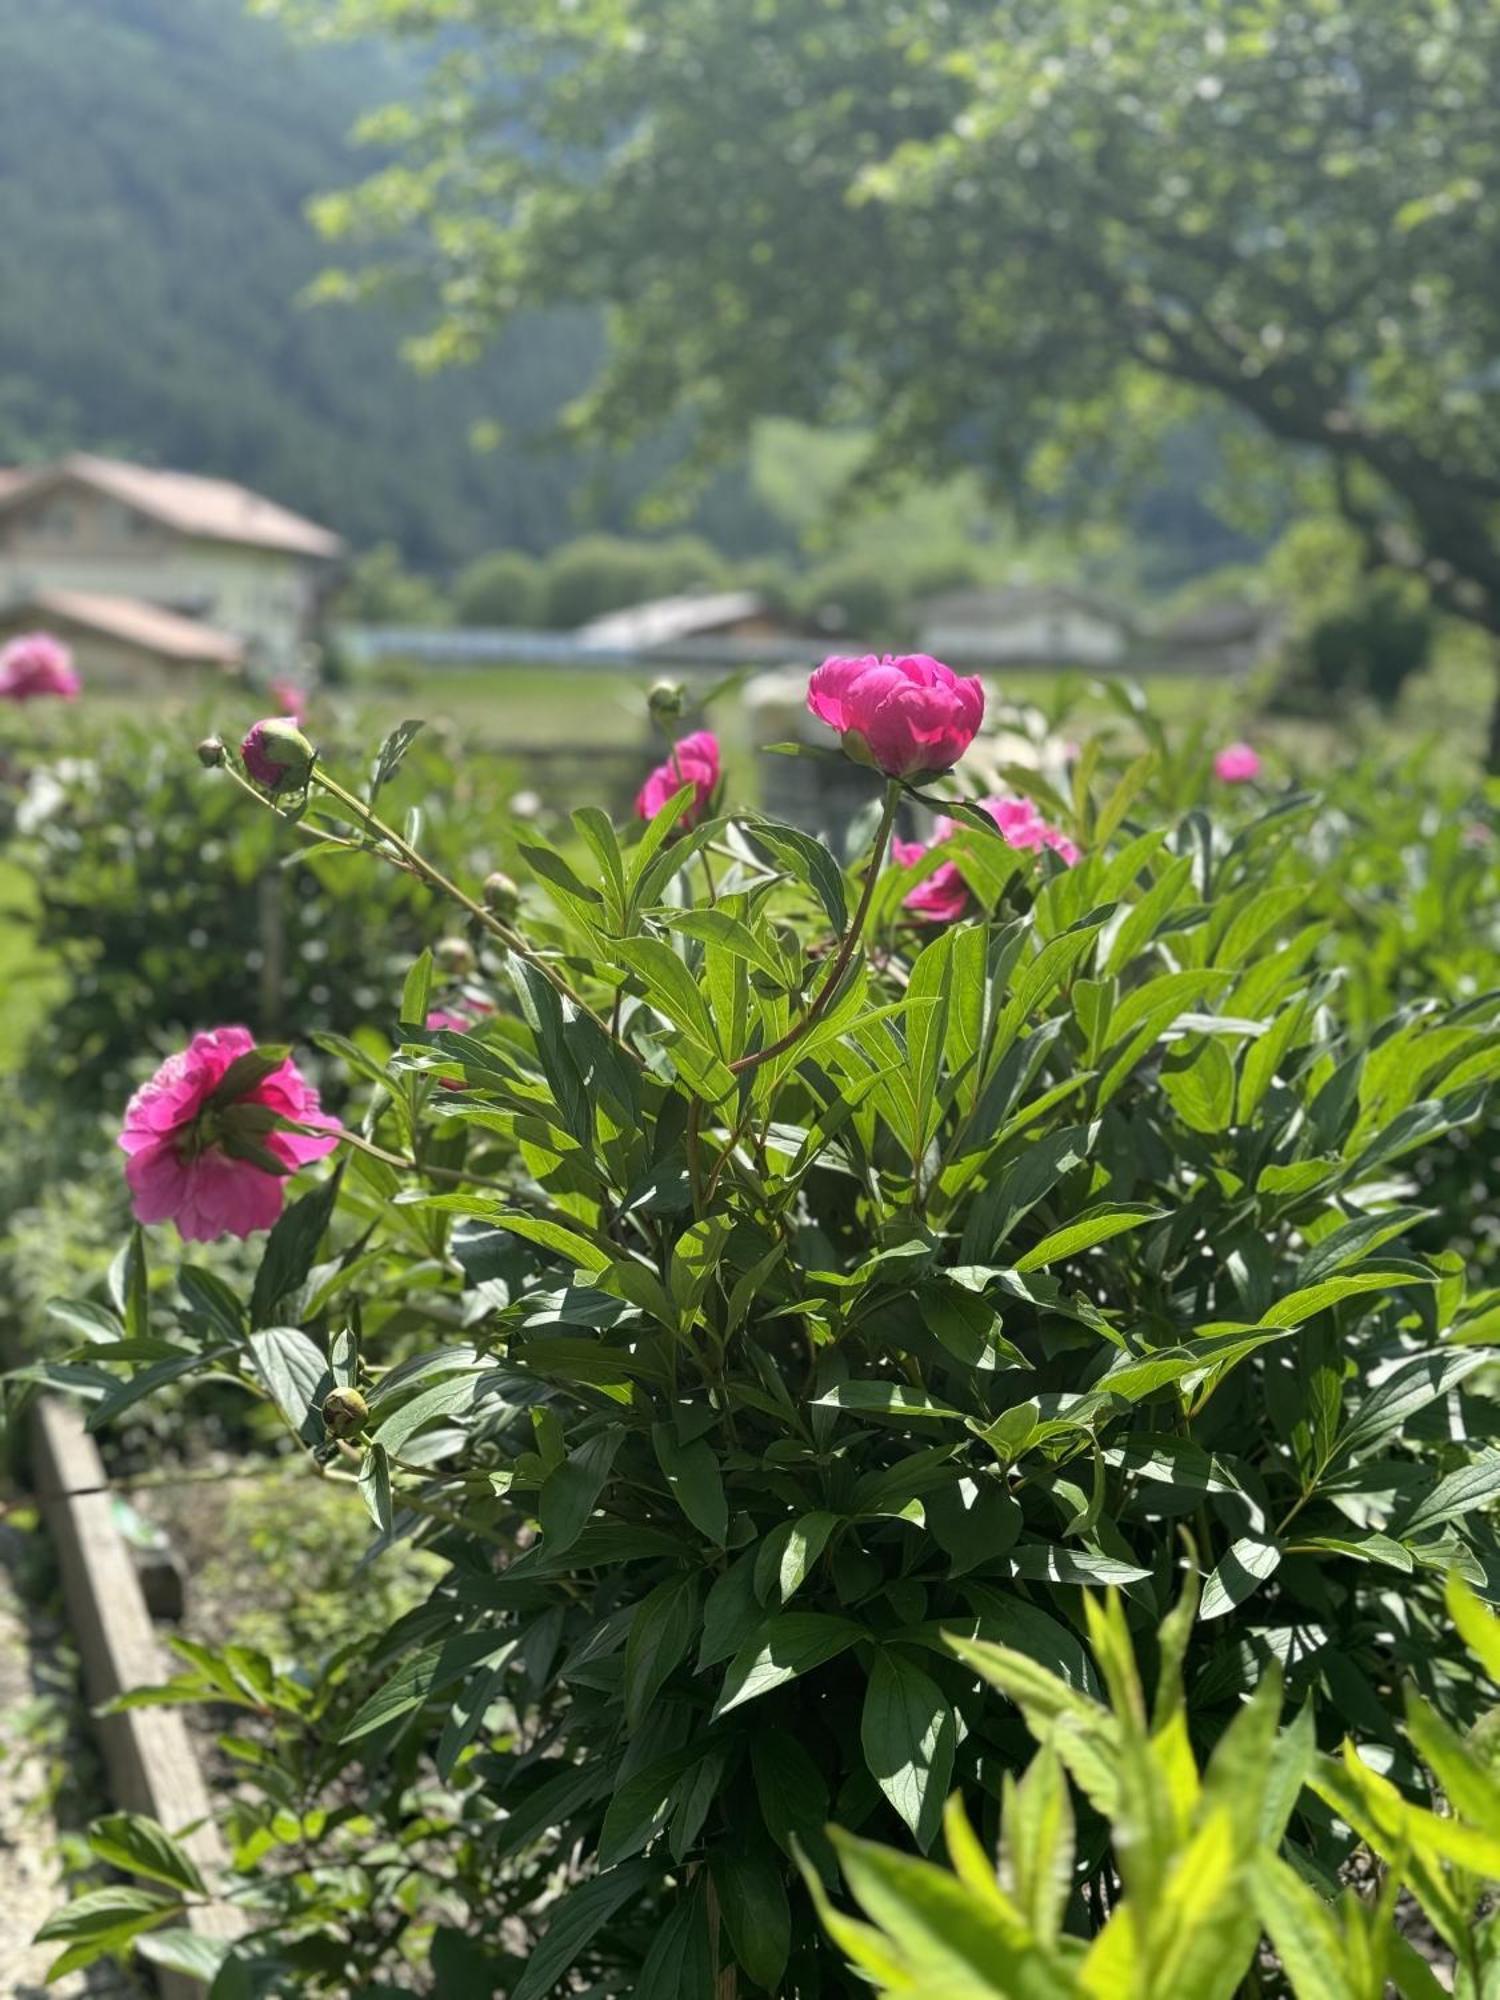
(0, 1522, 138, 2000)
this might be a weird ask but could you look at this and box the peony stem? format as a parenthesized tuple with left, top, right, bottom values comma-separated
(730, 777, 901, 1077)
(304, 764, 641, 1066)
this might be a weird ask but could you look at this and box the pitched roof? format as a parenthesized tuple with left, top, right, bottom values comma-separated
(578, 590, 770, 648)
(0, 454, 343, 560)
(7, 589, 244, 665)
(921, 584, 1136, 630)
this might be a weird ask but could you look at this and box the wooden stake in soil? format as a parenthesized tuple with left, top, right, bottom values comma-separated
(33, 1396, 243, 2000)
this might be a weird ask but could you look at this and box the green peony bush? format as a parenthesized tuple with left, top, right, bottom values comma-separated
(27, 668, 1500, 1994)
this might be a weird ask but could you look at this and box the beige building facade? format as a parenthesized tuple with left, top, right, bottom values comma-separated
(0, 455, 342, 686)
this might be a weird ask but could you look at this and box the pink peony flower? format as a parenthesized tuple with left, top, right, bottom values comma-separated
(268, 677, 309, 723)
(636, 730, 720, 825)
(118, 1027, 338, 1242)
(1213, 741, 1262, 784)
(242, 716, 315, 792)
(807, 653, 984, 778)
(0, 631, 81, 702)
(893, 795, 1078, 923)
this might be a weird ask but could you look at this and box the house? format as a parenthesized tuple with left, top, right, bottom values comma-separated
(917, 585, 1134, 669)
(576, 590, 790, 652)
(1151, 595, 1282, 675)
(0, 590, 244, 693)
(0, 453, 343, 686)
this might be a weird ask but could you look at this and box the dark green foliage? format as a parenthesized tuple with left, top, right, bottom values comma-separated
(29, 702, 1500, 1994)
(541, 535, 730, 629)
(455, 549, 548, 629)
(4, 717, 517, 1099)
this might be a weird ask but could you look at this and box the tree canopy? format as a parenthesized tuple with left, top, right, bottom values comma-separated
(271, 0, 1500, 742)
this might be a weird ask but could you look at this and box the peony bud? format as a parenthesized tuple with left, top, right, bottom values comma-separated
(648, 678, 686, 721)
(321, 1386, 368, 1439)
(482, 871, 521, 921)
(196, 736, 226, 769)
(241, 717, 315, 793)
(434, 935, 477, 978)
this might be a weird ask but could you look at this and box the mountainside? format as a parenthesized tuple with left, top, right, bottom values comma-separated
(0, 0, 652, 567)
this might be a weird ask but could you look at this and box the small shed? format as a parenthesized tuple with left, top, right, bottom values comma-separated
(918, 585, 1133, 669)
(0, 589, 243, 693)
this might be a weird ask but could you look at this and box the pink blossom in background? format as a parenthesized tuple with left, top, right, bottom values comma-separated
(807, 653, 984, 778)
(0, 631, 81, 702)
(269, 677, 310, 722)
(1213, 741, 1262, 783)
(893, 795, 1078, 923)
(118, 1027, 338, 1242)
(1462, 821, 1494, 849)
(426, 999, 495, 1088)
(636, 730, 720, 825)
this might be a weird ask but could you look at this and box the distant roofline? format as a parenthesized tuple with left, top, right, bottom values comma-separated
(2, 588, 244, 665)
(0, 453, 343, 561)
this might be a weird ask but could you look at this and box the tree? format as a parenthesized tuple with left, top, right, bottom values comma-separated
(269, 0, 1500, 759)
(455, 547, 546, 627)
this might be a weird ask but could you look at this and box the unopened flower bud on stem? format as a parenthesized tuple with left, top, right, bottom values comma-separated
(434, 935, 477, 978)
(321, 1386, 368, 1439)
(482, 871, 521, 922)
(197, 736, 226, 769)
(648, 678, 686, 721)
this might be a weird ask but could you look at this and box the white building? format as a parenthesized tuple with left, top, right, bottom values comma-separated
(918, 585, 1133, 669)
(0, 454, 343, 685)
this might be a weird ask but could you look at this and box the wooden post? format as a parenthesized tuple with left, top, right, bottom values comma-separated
(32, 1398, 242, 1998)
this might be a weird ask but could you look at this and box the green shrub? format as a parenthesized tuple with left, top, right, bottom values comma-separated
(1275, 577, 1433, 717)
(813, 1571, 1500, 1998)
(331, 543, 452, 627)
(541, 533, 730, 628)
(799, 552, 907, 644)
(455, 548, 547, 628)
(29, 706, 1500, 1994)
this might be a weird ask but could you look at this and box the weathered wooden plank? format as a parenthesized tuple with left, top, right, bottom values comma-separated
(33, 1396, 242, 1999)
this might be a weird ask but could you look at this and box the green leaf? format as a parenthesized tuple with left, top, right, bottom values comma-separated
(861, 1650, 956, 1852)
(1200, 1538, 1282, 1620)
(36, 1886, 180, 1980)
(652, 1422, 728, 1544)
(623, 1576, 699, 1728)
(86, 1813, 208, 1895)
(1397, 1449, 1500, 1538)
(714, 1612, 865, 1719)
(754, 1510, 839, 1606)
(339, 1629, 509, 1742)
(539, 1427, 624, 1553)
(1261, 1267, 1424, 1329)
(810, 1381, 964, 1421)
(358, 1443, 393, 1533)
(246, 1326, 331, 1447)
(752, 1728, 833, 1870)
(711, 1836, 792, 1992)
(1014, 1203, 1163, 1271)
(636, 1886, 715, 2000)
(250, 1169, 342, 1328)
(510, 1862, 657, 2000)
(136, 1930, 232, 1980)
(746, 818, 848, 930)
(370, 716, 425, 798)
(1336, 1348, 1491, 1461)
(399, 947, 434, 1027)
(1162, 1037, 1237, 1134)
